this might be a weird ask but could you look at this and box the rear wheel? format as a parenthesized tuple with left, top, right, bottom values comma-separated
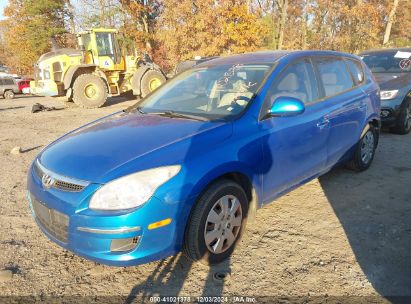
(4, 90, 15, 99)
(346, 124, 377, 172)
(391, 99, 411, 135)
(72, 74, 107, 108)
(140, 70, 166, 97)
(183, 180, 248, 265)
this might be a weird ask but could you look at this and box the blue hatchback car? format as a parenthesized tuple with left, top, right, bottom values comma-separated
(27, 51, 381, 266)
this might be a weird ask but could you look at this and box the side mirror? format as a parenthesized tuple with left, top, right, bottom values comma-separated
(267, 96, 305, 117)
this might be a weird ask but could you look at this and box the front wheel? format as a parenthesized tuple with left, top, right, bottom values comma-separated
(140, 70, 166, 98)
(4, 90, 15, 99)
(346, 124, 377, 172)
(183, 180, 248, 265)
(391, 99, 411, 135)
(72, 74, 108, 108)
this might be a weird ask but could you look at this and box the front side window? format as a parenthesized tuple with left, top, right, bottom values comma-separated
(135, 63, 273, 120)
(316, 58, 354, 97)
(5, 78, 14, 85)
(95, 33, 115, 57)
(262, 59, 319, 114)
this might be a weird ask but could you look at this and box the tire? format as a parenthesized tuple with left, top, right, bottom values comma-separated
(140, 70, 166, 97)
(183, 179, 248, 265)
(391, 99, 411, 135)
(4, 90, 15, 99)
(346, 124, 377, 172)
(72, 74, 108, 108)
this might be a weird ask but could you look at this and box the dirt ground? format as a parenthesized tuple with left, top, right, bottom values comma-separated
(0, 95, 410, 303)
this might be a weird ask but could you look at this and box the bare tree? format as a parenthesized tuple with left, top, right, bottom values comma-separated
(275, 0, 288, 50)
(383, 0, 400, 45)
(65, 0, 77, 33)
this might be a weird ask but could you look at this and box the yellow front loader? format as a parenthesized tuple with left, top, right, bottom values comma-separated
(30, 28, 166, 108)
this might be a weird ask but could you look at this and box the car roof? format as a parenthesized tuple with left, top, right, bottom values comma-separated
(196, 50, 360, 67)
(197, 51, 292, 66)
(360, 47, 411, 55)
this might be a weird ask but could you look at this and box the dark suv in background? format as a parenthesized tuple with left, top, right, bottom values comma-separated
(360, 48, 411, 134)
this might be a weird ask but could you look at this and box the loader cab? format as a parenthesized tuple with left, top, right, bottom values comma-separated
(78, 29, 124, 70)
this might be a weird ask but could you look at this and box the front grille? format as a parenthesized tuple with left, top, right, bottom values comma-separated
(34, 160, 87, 192)
(54, 180, 85, 192)
(31, 196, 69, 243)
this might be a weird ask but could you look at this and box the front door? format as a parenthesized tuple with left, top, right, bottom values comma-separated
(258, 58, 329, 203)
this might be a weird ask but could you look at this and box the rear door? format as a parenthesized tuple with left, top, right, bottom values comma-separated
(312, 56, 367, 167)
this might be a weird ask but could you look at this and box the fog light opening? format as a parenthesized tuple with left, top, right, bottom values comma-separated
(381, 110, 391, 118)
(110, 236, 140, 252)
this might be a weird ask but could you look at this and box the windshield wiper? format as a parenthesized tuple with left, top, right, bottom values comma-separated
(151, 111, 209, 121)
(136, 106, 146, 114)
(124, 105, 145, 114)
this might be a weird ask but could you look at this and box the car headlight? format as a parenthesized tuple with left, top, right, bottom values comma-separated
(380, 90, 399, 100)
(89, 165, 181, 211)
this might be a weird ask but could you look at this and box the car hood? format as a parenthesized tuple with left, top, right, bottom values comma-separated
(39, 112, 232, 183)
(373, 72, 411, 90)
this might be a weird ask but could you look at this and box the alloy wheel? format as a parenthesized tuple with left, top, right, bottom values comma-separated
(360, 131, 375, 165)
(405, 102, 411, 131)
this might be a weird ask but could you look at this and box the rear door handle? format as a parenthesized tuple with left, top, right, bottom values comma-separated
(317, 118, 330, 130)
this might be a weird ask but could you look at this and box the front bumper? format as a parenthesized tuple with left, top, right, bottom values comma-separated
(380, 97, 404, 126)
(27, 164, 181, 266)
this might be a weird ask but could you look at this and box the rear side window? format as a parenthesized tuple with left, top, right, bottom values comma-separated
(0, 79, 4, 85)
(5, 79, 14, 85)
(316, 58, 354, 97)
(345, 59, 364, 85)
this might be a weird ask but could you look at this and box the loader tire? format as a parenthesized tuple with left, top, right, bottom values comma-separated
(73, 74, 107, 108)
(140, 70, 166, 98)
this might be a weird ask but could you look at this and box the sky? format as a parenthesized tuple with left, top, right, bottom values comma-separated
(0, 0, 8, 20)
(0, 0, 81, 20)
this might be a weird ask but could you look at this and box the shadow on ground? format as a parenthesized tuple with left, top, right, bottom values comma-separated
(319, 134, 411, 298)
(125, 255, 230, 303)
(0, 106, 25, 111)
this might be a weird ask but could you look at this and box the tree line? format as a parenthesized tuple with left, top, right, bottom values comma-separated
(0, 0, 409, 75)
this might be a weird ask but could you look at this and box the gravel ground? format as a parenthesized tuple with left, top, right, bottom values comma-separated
(0, 95, 410, 303)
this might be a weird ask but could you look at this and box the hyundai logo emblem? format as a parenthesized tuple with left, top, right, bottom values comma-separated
(42, 174, 55, 188)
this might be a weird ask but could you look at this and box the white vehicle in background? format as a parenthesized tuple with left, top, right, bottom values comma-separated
(22, 87, 31, 94)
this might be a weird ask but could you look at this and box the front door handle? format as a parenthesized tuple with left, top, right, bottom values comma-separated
(317, 118, 330, 130)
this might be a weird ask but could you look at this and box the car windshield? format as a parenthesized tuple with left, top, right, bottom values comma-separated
(133, 63, 273, 120)
(361, 52, 411, 73)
